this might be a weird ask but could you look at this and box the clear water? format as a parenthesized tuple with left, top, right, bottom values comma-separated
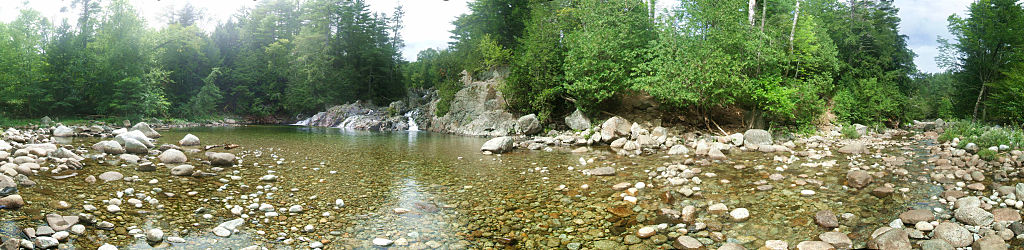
(0, 126, 945, 249)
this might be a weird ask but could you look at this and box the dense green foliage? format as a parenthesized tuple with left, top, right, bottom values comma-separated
(0, 0, 405, 120)
(2, 0, 1022, 130)
(942, 0, 1024, 123)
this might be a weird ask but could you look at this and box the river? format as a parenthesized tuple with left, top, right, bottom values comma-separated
(1, 126, 952, 249)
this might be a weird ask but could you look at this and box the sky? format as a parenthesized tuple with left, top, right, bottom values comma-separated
(0, 0, 976, 72)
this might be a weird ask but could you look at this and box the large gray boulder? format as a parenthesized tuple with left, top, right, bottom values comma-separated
(158, 149, 187, 164)
(743, 129, 772, 146)
(600, 116, 631, 142)
(179, 134, 200, 146)
(123, 138, 149, 154)
(564, 109, 591, 131)
(480, 137, 514, 154)
(115, 130, 154, 148)
(0, 140, 11, 151)
(92, 141, 126, 154)
(131, 122, 161, 138)
(209, 153, 236, 166)
(53, 126, 74, 137)
(516, 114, 542, 135)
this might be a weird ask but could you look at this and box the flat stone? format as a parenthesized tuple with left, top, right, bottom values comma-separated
(934, 222, 973, 247)
(795, 241, 835, 250)
(898, 209, 934, 225)
(955, 206, 994, 226)
(815, 210, 839, 228)
(991, 208, 1021, 222)
(818, 232, 852, 249)
(588, 167, 616, 176)
(673, 236, 704, 250)
(98, 171, 123, 182)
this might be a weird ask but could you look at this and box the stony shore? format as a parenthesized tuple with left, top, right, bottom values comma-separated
(1, 115, 1023, 249)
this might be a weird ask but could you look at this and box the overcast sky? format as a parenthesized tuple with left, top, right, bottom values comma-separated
(1, 0, 976, 72)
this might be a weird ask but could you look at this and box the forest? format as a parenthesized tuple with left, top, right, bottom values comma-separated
(1, 0, 1023, 130)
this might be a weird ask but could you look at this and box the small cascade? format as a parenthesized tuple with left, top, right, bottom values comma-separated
(292, 117, 311, 126)
(405, 111, 419, 132)
(336, 116, 360, 130)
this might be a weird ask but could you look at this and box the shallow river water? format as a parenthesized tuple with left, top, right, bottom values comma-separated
(1, 126, 953, 249)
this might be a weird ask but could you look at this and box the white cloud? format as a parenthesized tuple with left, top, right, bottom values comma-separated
(894, 0, 973, 73)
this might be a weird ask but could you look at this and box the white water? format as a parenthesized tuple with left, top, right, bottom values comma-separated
(405, 111, 419, 132)
(336, 116, 360, 130)
(292, 117, 311, 126)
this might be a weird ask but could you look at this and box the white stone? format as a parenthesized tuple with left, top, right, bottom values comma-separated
(373, 238, 394, 246)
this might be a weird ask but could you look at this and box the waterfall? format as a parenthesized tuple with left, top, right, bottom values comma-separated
(336, 116, 360, 130)
(405, 111, 419, 132)
(292, 117, 311, 126)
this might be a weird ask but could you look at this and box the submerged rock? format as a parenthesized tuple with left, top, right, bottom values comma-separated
(209, 153, 237, 166)
(587, 167, 616, 176)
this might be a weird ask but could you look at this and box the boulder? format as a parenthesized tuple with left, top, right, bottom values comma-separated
(209, 153, 237, 166)
(53, 126, 74, 137)
(480, 137, 514, 154)
(954, 206, 994, 226)
(564, 109, 591, 131)
(668, 145, 689, 155)
(49, 148, 84, 161)
(972, 235, 1008, 250)
(170, 165, 196, 176)
(115, 130, 153, 148)
(40, 116, 53, 126)
(814, 210, 839, 229)
(600, 116, 631, 142)
(868, 228, 910, 250)
(743, 129, 773, 146)
(158, 149, 187, 164)
(93, 141, 126, 154)
(673, 236, 704, 250)
(933, 222, 973, 247)
(846, 170, 872, 188)
(179, 134, 200, 146)
(818, 232, 852, 249)
(838, 142, 868, 154)
(853, 124, 867, 136)
(131, 122, 161, 138)
(123, 138, 148, 154)
(0, 195, 25, 209)
(515, 114, 542, 135)
(898, 209, 934, 225)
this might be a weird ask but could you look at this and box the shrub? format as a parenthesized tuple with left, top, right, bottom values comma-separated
(977, 148, 998, 161)
(939, 120, 1024, 149)
(841, 125, 860, 139)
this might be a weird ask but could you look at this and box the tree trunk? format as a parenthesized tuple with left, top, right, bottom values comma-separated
(749, 0, 757, 26)
(760, 0, 766, 32)
(789, 0, 800, 52)
(972, 84, 985, 121)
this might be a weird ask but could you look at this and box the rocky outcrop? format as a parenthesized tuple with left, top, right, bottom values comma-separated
(292, 102, 419, 132)
(427, 71, 516, 136)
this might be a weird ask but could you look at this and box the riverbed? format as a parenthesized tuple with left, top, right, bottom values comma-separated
(0, 125, 985, 249)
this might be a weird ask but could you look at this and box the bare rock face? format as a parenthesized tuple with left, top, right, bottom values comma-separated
(428, 71, 517, 136)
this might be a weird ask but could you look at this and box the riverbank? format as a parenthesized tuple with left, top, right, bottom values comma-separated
(1, 118, 1023, 249)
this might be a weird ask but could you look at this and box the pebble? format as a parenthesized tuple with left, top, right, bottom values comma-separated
(372, 238, 393, 246)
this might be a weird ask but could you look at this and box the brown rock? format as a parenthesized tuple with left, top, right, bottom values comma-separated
(815, 210, 839, 229)
(796, 241, 835, 250)
(818, 232, 852, 249)
(972, 235, 1008, 250)
(868, 227, 911, 250)
(673, 236, 705, 250)
(871, 186, 894, 197)
(846, 170, 872, 189)
(991, 208, 1021, 222)
(898, 209, 935, 225)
